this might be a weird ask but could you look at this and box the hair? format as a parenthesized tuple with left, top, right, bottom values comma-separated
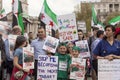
(12, 26, 21, 34)
(14, 35, 27, 50)
(92, 27, 99, 31)
(96, 30, 104, 38)
(78, 29, 85, 40)
(105, 25, 115, 32)
(103, 25, 115, 40)
(28, 32, 32, 34)
(38, 26, 46, 32)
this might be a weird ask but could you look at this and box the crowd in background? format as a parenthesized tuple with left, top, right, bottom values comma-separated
(0, 24, 120, 80)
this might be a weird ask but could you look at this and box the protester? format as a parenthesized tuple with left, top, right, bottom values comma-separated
(67, 41, 74, 56)
(93, 25, 120, 60)
(91, 30, 104, 80)
(31, 26, 47, 80)
(115, 27, 120, 41)
(0, 34, 6, 80)
(78, 29, 85, 40)
(10, 35, 31, 80)
(55, 43, 71, 80)
(4, 25, 22, 80)
(28, 32, 34, 44)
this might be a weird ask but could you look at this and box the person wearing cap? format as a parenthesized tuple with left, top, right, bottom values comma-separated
(55, 43, 71, 80)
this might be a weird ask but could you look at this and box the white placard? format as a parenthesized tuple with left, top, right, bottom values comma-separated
(98, 59, 120, 80)
(75, 40, 90, 58)
(43, 36, 59, 53)
(8, 35, 18, 59)
(23, 47, 34, 69)
(37, 55, 58, 80)
(77, 21, 86, 33)
(58, 13, 78, 42)
(70, 58, 86, 80)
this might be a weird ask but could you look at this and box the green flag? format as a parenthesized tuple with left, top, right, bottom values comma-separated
(92, 5, 98, 25)
(109, 16, 120, 25)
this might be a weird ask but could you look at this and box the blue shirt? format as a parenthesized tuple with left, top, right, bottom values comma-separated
(31, 38, 47, 60)
(4, 39, 13, 61)
(93, 39, 120, 57)
(14, 48, 23, 64)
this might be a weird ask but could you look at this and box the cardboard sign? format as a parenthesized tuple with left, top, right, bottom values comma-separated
(43, 36, 59, 53)
(23, 47, 34, 69)
(70, 58, 86, 80)
(8, 35, 17, 59)
(75, 40, 90, 58)
(37, 55, 58, 80)
(58, 13, 78, 42)
(98, 59, 120, 80)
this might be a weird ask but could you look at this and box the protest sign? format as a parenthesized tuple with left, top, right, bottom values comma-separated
(77, 21, 86, 33)
(58, 13, 78, 42)
(37, 55, 58, 80)
(8, 35, 17, 59)
(70, 58, 86, 80)
(23, 47, 34, 69)
(43, 36, 59, 53)
(75, 40, 90, 58)
(98, 59, 120, 80)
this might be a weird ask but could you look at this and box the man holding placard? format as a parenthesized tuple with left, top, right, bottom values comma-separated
(31, 26, 47, 80)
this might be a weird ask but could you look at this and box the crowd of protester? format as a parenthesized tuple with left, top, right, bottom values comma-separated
(0, 24, 120, 80)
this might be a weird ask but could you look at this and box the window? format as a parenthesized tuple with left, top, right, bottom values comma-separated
(109, 4, 113, 8)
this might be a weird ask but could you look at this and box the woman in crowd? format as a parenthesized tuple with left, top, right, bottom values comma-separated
(93, 25, 120, 60)
(11, 36, 31, 80)
(67, 42, 74, 57)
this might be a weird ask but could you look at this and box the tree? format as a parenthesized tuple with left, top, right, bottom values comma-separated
(74, 3, 92, 31)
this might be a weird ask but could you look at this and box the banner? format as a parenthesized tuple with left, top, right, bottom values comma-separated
(98, 59, 120, 80)
(58, 13, 78, 42)
(43, 36, 59, 53)
(70, 58, 86, 80)
(37, 55, 58, 80)
(8, 35, 17, 59)
(23, 47, 34, 69)
(75, 40, 90, 58)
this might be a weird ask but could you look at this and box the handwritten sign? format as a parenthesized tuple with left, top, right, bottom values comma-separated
(58, 13, 78, 42)
(37, 55, 58, 80)
(8, 35, 17, 59)
(23, 47, 34, 69)
(43, 36, 59, 53)
(75, 40, 90, 58)
(98, 59, 120, 80)
(70, 58, 86, 80)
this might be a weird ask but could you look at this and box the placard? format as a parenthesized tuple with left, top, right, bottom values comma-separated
(58, 13, 78, 42)
(75, 40, 90, 58)
(43, 36, 59, 53)
(23, 47, 34, 69)
(70, 58, 86, 80)
(8, 35, 17, 59)
(37, 55, 58, 80)
(98, 59, 120, 80)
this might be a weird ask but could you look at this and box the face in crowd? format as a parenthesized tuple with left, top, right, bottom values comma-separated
(78, 31, 84, 40)
(58, 45, 67, 54)
(67, 42, 74, 53)
(37, 27, 45, 39)
(105, 25, 115, 38)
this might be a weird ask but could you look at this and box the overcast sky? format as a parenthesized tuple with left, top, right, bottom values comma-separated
(2, 0, 100, 17)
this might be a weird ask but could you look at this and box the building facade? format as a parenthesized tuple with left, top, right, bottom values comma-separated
(93, 0, 120, 22)
(0, 0, 2, 10)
